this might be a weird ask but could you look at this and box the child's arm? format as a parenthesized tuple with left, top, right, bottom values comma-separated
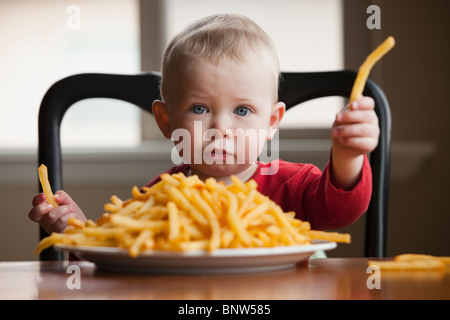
(330, 96, 380, 190)
(28, 190, 87, 234)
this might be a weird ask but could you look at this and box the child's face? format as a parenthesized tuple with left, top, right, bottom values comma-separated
(154, 58, 285, 180)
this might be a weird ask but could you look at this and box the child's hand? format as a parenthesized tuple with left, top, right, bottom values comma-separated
(330, 96, 380, 189)
(331, 96, 380, 158)
(28, 190, 86, 234)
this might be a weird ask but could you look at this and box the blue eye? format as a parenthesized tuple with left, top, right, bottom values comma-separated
(191, 105, 207, 114)
(234, 106, 251, 116)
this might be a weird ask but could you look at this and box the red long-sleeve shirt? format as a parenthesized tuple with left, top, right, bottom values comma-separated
(144, 156, 372, 230)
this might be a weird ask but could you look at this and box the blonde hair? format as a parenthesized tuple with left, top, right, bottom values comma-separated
(160, 14, 280, 102)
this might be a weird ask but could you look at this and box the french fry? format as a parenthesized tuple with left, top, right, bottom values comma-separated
(167, 201, 180, 241)
(350, 36, 395, 104)
(38, 164, 58, 208)
(108, 214, 167, 232)
(35, 172, 352, 257)
(191, 189, 221, 251)
(67, 216, 85, 229)
(368, 259, 445, 271)
(304, 230, 351, 244)
(226, 192, 251, 246)
(368, 253, 450, 271)
(129, 230, 153, 257)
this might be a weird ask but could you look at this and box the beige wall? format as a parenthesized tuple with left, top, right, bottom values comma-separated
(335, 0, 450, 257)
(381, 0, 450, 257)
(1, 0, 449, 260)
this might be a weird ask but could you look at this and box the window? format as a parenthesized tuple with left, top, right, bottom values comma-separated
(162, 0, 344, 129)
(0, 0, 140, 149)
(0, 0, 344, 150)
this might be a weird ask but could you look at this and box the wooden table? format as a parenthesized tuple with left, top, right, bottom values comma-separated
(1, 258, 449, 300)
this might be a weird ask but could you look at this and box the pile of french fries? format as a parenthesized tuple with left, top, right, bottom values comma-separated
(35, 172, 350, 258)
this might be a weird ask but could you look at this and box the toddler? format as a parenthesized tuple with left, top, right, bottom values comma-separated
(29, 14, 379, 233)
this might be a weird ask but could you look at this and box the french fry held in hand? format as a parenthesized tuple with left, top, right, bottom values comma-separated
(350, 36, 395, 105)
(35, 173, 351, 258)
(38, 164, 58, 208)
(368, 253, 450, 271)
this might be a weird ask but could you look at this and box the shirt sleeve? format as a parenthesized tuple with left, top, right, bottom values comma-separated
(301, 154, 372, 230)
(254, 155, 372, 230)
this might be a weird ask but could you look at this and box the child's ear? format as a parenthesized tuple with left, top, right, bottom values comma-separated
(152, 100, 172, 138)
(267, 101, 285, 140)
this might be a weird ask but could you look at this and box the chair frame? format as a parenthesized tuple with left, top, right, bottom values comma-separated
(38, 71, 390, 260)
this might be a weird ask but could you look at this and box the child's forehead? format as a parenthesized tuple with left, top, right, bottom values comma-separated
(164, 57, 278, 104)
(177, 52, 278, 78)
(174, 57, 277, 89)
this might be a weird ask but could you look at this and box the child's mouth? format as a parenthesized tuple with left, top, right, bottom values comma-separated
(210, 149, 233, 161)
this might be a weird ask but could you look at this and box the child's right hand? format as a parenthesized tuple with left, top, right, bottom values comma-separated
(28, 190, 86, 234)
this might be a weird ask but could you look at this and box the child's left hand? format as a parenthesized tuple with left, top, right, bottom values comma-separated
(331, 96, 380, 158)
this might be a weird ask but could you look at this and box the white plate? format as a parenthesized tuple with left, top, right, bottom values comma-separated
(55, 241, 336, 274)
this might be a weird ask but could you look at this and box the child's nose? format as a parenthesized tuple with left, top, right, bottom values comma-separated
(210, 115, 233, 138)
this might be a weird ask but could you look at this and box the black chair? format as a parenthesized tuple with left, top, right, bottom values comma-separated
(37, 71, 390, 261)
